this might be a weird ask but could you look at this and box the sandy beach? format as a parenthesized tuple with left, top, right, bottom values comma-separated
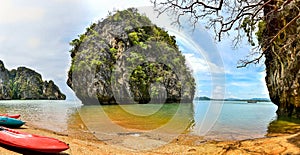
(0, 124, 299, 155)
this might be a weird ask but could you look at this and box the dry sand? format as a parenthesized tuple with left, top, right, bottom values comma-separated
(0, 124, 299, 155)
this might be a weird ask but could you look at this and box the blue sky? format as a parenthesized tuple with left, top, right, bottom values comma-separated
(0, 0, 269, 100)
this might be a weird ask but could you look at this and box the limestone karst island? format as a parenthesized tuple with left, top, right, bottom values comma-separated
(0, 60, 65, 100)
(67, 8, 195, 105)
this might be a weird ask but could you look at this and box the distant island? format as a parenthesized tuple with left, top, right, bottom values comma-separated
(0, 60, 66, 100)
(195, 96, 271, 102)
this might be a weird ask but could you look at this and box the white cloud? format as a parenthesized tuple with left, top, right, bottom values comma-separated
(259, 72, 270, 97)
(226, 91, 238, 99)
(183, 53, 225, 74)
(0, 35, 5, 42)
(183, 53, 209, 72)
(87, 0, 152, 11)
(212, 85, 225, 99)
(168, 28, 226, 75)
(86, 0, 152, 22)
(27, 37, 41, 49)
(0, 0, 44, 24)
(229, 82, 253, 87)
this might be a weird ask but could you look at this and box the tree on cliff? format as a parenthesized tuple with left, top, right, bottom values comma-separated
(151, 0, 300, 118)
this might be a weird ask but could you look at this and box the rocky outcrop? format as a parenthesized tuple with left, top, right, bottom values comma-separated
(0, 60, 66, 100)
(262, 1, 300, 118)
(67, 8, 195, 104)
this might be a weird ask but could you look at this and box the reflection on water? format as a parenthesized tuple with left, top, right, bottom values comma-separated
(267, 117, 300, 135)
(76, 103, 195, 150)
(100, 103, 193, 130)
(0, 100, 287, 143)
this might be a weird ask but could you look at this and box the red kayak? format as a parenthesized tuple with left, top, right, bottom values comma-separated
(0, 127, 69, 153)
(0, 114, 21, 119)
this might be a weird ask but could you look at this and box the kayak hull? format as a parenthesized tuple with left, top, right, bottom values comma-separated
(0, 114, 21, 119)
(0, 127, 69, 153)
(0, 116, 25, 128)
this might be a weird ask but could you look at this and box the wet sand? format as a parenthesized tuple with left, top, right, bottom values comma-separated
(0, 124, 299, 155)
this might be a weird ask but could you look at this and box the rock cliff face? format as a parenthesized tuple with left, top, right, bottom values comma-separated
(67, 8, 196, 104)
(0, 60, 66, 100)
(262, 1, 300, 118)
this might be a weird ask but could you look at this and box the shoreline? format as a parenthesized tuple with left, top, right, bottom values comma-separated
(0, 124, 299, 154)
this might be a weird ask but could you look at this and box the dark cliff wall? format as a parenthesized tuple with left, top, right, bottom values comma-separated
(262, 1, 300, 118)
(67, 8, 196, 104)
(0, 60, 66, 100)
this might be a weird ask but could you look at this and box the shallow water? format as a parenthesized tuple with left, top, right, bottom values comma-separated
(0, 100, 279, 142)
(200, 101, 278, 140)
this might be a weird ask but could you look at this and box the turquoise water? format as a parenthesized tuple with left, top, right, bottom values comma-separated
(198, 101, 278, 140)
(0, 100, 278, 141)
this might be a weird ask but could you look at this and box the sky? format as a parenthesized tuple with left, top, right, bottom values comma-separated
(0, 0, 269, 100)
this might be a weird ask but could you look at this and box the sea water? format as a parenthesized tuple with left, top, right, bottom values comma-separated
(0, 100, 278, 141)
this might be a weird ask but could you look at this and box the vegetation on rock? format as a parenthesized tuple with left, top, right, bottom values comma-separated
(0, 60, 66, 100)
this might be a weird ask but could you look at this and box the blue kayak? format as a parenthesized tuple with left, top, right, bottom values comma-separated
(0, 116, 25, 127)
